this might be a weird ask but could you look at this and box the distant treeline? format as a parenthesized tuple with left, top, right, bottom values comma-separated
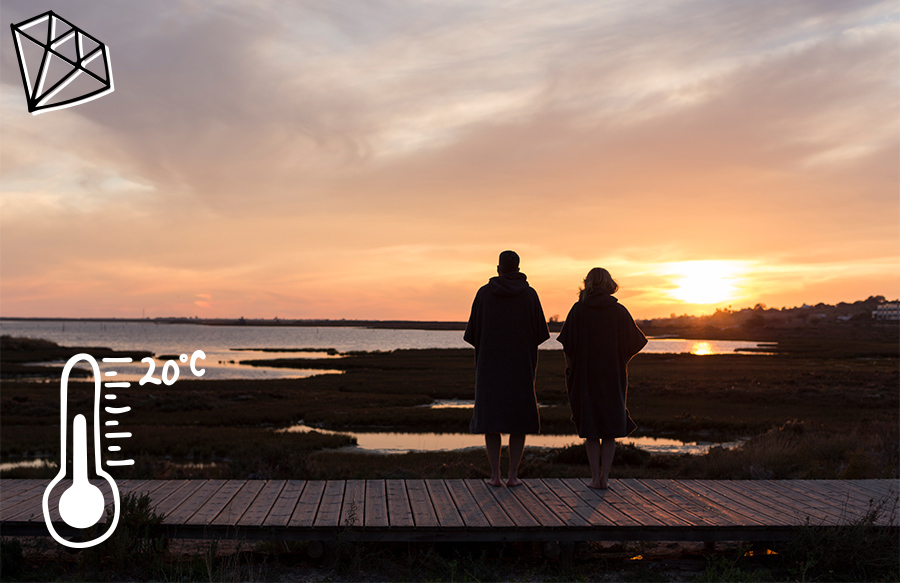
(637, 296, 898, 342)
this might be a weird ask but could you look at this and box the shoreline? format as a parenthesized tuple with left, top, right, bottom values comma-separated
(4, 315, 898, 341)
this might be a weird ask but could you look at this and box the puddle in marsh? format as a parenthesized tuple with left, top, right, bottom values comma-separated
(279, 424, 741, 455)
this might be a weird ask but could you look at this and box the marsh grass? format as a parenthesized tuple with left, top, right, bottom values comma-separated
(2, 342, 897, 482)
(0, 427, 355, 479)
(680, 420, 900, 480)
(779, 495, 900, 582)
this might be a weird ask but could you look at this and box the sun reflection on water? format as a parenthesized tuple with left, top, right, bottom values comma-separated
(690, 342, 713, 355)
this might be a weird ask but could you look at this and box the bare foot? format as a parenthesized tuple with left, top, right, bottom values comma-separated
(588, 480, 609, 490)
(487, 478, 504, 487)
(506, 478, 523, 487)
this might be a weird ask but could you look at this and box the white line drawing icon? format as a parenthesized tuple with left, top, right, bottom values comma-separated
(42, 351, 204, 547)
(43, 354, 121, 548)
(10, 11, 114, 115)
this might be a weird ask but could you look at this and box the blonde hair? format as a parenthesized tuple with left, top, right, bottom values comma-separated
(579, 267, 618, 301)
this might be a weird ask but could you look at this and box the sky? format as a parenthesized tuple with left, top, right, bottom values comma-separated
(1, 0, 898, 321)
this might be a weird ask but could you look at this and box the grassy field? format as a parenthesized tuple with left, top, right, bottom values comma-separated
(1, 335, 897, 481)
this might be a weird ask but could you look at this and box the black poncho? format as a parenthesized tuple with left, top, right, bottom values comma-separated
(464, 272, 550, 434)
(557, 291, 647, 439)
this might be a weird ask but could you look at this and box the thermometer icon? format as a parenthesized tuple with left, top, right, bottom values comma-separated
(43, 354, 121, 548)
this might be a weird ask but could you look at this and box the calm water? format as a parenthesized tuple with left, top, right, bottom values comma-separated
(1, 320, 766, 357)
(280, 424, 741, 455)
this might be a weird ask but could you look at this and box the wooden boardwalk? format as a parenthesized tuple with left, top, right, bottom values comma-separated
(1, 478, 896, 543)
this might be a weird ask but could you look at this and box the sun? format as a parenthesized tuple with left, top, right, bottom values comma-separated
(666, 261, 745, 305)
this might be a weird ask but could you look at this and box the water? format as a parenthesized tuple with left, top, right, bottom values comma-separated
(280, 424, 741, 455)
(1, 319, 767, 358)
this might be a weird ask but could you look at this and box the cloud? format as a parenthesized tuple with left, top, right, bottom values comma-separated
(1, 0, 897, 319)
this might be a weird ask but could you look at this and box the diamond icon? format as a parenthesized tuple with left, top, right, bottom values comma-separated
(10, 11, 114, 115)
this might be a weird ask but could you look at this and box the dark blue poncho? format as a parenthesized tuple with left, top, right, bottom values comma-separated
(464, 272, 550, 434)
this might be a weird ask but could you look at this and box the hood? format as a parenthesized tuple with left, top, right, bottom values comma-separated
(489, 272, 530, 297)
(582, 290, 619, 309)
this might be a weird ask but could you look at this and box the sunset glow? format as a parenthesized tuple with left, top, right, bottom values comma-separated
(667, 261, 746, 306)
(0, 1, 897, 321)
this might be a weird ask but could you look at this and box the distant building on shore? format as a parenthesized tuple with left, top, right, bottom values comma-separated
(872, 302, 900, 320)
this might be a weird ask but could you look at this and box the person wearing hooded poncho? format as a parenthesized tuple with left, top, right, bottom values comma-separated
(464, 250, 550, 487)
(557, 267, 647, 490)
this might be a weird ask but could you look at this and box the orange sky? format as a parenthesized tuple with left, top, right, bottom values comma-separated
(1, 1, 898, 321)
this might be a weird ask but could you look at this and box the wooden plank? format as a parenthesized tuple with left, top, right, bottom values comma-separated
(489, 484, 543, 528)
(236, 481, 284, 527)
(730, 480, 842, 525)
(32, 479, 111, 525)
(386, 480, 414, 527)
(163, 480, 225, 524)
(851, 480, 900, 525)
(522, 479, 589, 527)
(28, 480, 160, 525)
(119, 479, 148, 495)
(313, 481, 344, 527)
(465, 480, 514, 528)
(766, 480, 850, 524)
(561, 479, 642, 526)
(185, 480, 245, 525)
(5, 478, 899, 543)
(186, 480, 243, 525)
(833, 479, 895, 501)
(12, 479, 81, 522)
(211, 480, 266, 526)
(445, 479, 489, 528)
(365, 480, 388, 528)
(662, 479, 767, 526)
(542, 478, 616, 527)
(670, 480, 769, 526)
(0, 479, 46, 500)
(802, 480, 890, 524)
(859, 478, 900, 500)
(756, 480, 847, 524)
(119, 481, 159, 514)
(262, 480, 304, 527)
(340, 480, 365, 527)
(5, 497, 44, 522)
(576, 478, 667, 527)
(504, 480, 563, 527)
(711, 480, 814, 525)
(797, 480, 870, 509)
(813, 479, 892, 508)
(291, 480, 326, 527)
(694, 480, 795, 526)
(1, 480, 48, 506)
(0, 480, 49, 520)
(147, 480, 198, 516)
(424, 479, 464, 528)
(616, 479, 705, 527)
(642, 479, 735, 527)
(406, 479, 439, 527)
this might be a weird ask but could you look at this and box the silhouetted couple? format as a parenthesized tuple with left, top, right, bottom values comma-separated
(464, 251, 646, 489)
